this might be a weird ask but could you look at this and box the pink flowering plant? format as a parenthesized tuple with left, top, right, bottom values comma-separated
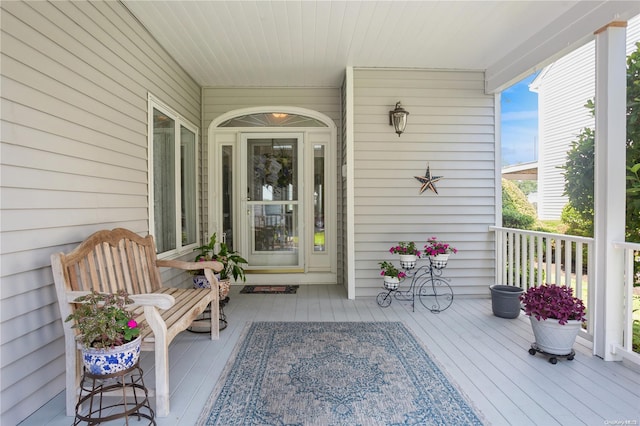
(424, 237, 458, 257)
(389, 241, 421, 257)
(379, 261, 407, 279)
(520, 284, 586, 325)
(66, 290, 142, 349)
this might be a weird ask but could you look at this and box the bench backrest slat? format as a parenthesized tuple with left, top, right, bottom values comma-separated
(57, 228, 162, 294)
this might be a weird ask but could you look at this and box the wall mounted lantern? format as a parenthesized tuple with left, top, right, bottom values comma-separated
(389, 101, 409, 137)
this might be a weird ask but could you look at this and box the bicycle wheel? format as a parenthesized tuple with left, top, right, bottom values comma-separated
(418, 277, 453, 312)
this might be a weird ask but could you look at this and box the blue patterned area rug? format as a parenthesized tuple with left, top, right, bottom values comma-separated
(197, 322, 484, 425)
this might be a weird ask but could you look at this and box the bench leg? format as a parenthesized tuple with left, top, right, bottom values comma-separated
(210, 295, 220, 340)
(155, 336, 170, 417)
(66, 341, 81, 416)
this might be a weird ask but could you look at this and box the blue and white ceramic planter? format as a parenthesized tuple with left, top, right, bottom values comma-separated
(81, 336, 141, 375)
(193, 274, 211, 289)
(193, 274, 231, 298)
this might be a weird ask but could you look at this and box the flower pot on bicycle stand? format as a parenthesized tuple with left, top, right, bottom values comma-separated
(399, 255, 417, 269)
(383, 276, 400, 291)
(429, 254, 449, 269)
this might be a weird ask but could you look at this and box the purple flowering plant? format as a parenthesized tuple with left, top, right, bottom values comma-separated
(520, 284, 586, 325)
(379, 261, 407, 279)
(424, 237, 458, 257)
(65, 290, 142, 349)
(389, 241, 421, 257)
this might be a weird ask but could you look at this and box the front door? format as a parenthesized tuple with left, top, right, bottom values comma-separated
(241, 134, 302, 268)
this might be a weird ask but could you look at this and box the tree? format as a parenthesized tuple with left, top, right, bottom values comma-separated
(562, 42, 640, 242)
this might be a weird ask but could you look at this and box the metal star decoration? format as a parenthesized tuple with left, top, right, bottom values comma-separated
(414, 163, 443, 194)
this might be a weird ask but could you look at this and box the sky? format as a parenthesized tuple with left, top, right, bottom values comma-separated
(501, 72, 540, 167)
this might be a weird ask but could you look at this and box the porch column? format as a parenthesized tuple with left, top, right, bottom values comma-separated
(593, 21, 627, 360)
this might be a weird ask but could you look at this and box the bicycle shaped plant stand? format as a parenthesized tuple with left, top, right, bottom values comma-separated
(376, 255, 454, 313)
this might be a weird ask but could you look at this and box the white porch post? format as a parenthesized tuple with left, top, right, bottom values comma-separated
(593, 22, 627, 360)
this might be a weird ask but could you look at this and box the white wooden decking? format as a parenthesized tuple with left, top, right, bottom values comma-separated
(22, 285, 640, 426)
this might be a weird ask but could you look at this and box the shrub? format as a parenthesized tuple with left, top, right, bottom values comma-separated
(502, 178, 538, 229)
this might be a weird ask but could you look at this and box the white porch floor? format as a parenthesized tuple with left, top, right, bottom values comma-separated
(22, 284, 640, 426)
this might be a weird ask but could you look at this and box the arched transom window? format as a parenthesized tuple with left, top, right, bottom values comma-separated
(218, 112, 328, 128)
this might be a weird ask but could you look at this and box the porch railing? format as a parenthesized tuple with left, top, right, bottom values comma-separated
(490, 226, 595, 342)
(612, 241, 640, 365)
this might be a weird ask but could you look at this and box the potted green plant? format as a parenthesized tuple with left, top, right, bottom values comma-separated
(423, 236, 457, 268)
(379, 261, 407, 290)
(389, 241, 421, 269)
(65, 290, 142, 375)
(520, 284, 586, 357)
(193, 233, 248, 297)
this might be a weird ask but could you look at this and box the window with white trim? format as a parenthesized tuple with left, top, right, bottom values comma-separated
(148, 95, 198, 255)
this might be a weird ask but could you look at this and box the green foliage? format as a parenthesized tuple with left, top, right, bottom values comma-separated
(378, 261, 406, 279)
(194, 233, 248, 282)
(560, 204, 593, 237)
(502, 178, 538, 229)
(503, 207, 536, 229)
(561, 42, 640, 242)
(562, 126, 594, 226)
(65, 290, 141, 349)
(514, 180, 537, 196)
(627, 163, 640, 242)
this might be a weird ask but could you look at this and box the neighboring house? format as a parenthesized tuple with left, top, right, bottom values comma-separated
(501, 161, 538, 207)
(531, 15, 640, 220)
(1, 1, 638, 424)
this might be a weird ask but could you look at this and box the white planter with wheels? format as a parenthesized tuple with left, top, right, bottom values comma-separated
(529, 316, 582, 355)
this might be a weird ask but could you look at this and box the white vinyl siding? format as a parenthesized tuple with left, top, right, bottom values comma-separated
(352, 68, 496, 297)
(535, 14, 640, 220)
(536, 42, 595, 221)
(0, 1, 200, 424)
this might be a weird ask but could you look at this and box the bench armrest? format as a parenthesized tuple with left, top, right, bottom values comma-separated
(157, 259, 224, 273)
(65, 291, 175, 310)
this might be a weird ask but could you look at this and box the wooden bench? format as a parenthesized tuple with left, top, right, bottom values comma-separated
(51, 228, 223, 417)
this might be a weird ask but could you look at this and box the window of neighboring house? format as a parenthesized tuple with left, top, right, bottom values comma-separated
(149, 94, 198, 255)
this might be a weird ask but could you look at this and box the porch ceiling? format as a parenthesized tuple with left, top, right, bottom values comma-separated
(122, 1, 640, 91)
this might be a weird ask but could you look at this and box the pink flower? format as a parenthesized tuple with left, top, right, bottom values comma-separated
(127, 319, 138, 329)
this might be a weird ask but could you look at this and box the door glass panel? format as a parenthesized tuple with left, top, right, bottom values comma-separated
(222, 146, 234, 249)
(246, 138, 299, 267)
(249, 138, 297, 202)
(251, 204, 297, 252)
(313, 145, 325, 251)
